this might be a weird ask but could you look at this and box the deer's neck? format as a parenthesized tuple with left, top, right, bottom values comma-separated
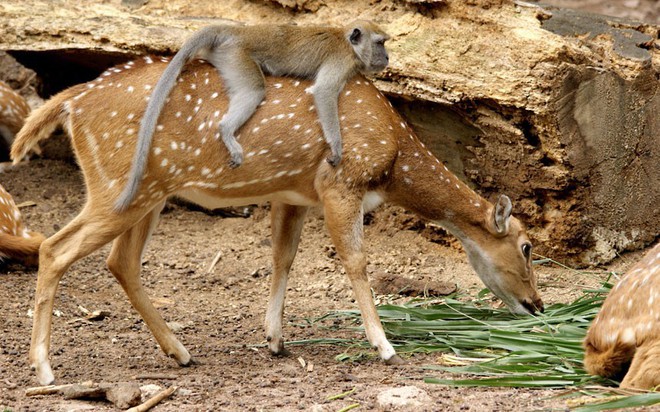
(384, 131, 490, 238)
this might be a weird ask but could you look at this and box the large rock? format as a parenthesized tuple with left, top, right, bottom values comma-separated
(0, 0, 657, 265)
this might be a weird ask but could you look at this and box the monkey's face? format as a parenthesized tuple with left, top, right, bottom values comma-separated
(346, 21, 390, 73)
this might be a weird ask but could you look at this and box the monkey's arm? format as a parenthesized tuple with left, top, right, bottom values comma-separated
(312, 64, 355, 167)
(114, 26, 227, 211)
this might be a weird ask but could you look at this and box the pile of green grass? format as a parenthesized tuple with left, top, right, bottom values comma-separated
(292, 278, 660, 410)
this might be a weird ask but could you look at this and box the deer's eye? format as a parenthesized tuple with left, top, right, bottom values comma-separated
(521, 243, 532, 259)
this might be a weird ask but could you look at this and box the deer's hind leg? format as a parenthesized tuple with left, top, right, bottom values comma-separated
(106, 200, 192, 366)
(30, 204, 145, 385)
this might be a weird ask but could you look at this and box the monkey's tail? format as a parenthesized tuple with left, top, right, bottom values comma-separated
(10, 86, 83, 164)
(114, 26, 231, 212)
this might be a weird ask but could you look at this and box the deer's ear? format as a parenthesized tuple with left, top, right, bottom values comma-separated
(490, 195, 512, 236)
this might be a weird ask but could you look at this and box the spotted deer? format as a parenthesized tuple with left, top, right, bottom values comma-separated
(584, 243, 660, 389)
(0, 182, 44, 265)
(0, 80, 31, 147)
(1, 80, 33, 170)
(11, 56, 543, 385)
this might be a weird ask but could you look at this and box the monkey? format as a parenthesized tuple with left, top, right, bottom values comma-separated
(115, 20, 390, 212)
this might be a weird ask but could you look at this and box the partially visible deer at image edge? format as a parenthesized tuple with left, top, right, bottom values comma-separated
(0, 80, 37, 170)
(0, 80, 44, 264)
(584, 243, 660, 389)
(11, 56, 543, 386)
(0, 183, 44, 266)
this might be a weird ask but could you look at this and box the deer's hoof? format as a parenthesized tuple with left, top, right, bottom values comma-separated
(384, 354, 406, 366)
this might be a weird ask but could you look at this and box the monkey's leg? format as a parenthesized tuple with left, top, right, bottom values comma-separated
(210, 50, 265, 168)
(312, 66, 347, 167)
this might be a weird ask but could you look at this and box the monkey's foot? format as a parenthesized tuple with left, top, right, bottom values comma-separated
(228, 152, 244, 168)
(326, 154, 342, 167)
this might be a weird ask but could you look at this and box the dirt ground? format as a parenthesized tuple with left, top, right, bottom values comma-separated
(0, 158, 645, 412)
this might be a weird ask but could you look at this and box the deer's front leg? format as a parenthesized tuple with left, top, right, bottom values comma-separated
(265, 202, 308, 355)
(321, 189, 404, 365)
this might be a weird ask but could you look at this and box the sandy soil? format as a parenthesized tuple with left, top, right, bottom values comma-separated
(0, 158, 641, 412)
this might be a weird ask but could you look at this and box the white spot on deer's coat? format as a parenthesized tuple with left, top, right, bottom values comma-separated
(622, 328, 635, 344)
(402, 165, 410, 172)
(127, 86, 134, 93)
(154, 147, 162, 155)
(170, 142, 178, 150)
(161, 159, 168, 167)
(185, 94, 192, 102)
(175, 111, 182, 118)
(211, 92, 219, 99)
(126, 128, 135, 135)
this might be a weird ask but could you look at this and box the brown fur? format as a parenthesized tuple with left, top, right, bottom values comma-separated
(0, 183, 44, 266)
(0, 80, 31, 146)
(11, 58, 541, 385)
(584, 243, 660, 389)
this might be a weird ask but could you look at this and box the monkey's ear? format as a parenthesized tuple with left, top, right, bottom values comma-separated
(350, 28, 362, 45)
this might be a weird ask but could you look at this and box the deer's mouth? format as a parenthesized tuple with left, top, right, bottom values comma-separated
(521, 298, 544, 315)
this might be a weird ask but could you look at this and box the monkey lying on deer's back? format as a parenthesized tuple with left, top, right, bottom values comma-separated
(12, 57, 542, 385)
(115, 20, 390, 212)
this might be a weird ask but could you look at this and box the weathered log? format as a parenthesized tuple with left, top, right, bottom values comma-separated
(0, 0, 657, 265)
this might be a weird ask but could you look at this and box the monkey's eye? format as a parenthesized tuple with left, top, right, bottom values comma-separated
(521, 243, 532, 259)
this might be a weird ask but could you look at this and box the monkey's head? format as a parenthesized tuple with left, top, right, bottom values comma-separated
(346, 20, 390, 73)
